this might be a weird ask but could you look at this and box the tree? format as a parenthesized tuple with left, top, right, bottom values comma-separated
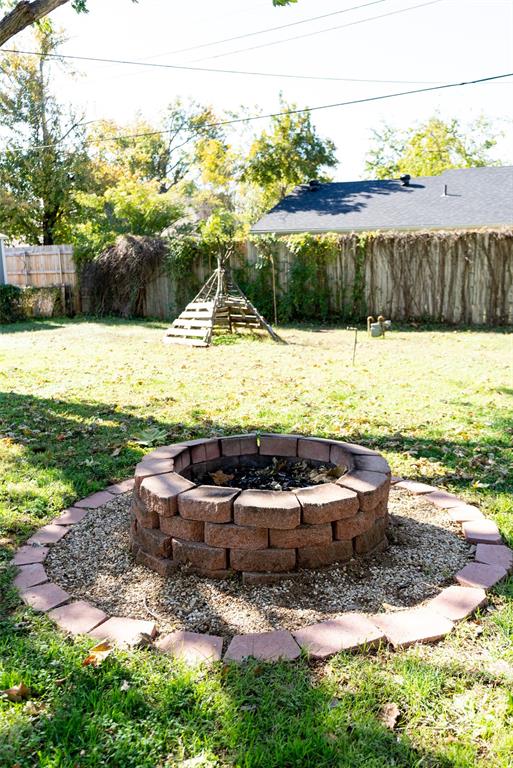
(0, 0, 296, 47)
(365, 116, 501, 179)
(87, 102, 228, 194)
(242, 100, 337, 212)
(73, 178, 184, 263)
(0, 26, 92, 243)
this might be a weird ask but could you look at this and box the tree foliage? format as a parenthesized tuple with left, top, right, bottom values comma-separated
(365, 116, 500, 179)
(242, 100, 337, 210)
(0, 27, 90, 244)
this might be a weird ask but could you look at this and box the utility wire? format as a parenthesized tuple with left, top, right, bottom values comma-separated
(0, 46, 445, 85)
(193, 0, 445, 62)
(6, 72, 512, 153)
(141, 0, 389, 59)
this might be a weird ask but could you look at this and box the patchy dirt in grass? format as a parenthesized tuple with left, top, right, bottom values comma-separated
(45, 486, 473, 639)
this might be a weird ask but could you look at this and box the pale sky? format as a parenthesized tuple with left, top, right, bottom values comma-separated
(14, 0, 513, 180)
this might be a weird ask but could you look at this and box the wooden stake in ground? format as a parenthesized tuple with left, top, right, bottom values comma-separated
(163, 254, 284, 347)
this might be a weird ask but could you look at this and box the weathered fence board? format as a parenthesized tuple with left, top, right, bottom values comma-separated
(244, 229, 513, 325)
(5, 245, 76, 288)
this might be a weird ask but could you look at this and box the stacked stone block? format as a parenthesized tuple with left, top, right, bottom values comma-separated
(130, 434, 391, 580)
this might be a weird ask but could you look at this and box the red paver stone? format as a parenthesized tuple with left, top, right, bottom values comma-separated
(75, 490, 115, 508)
(134, 459, 174, 490)
(48, 600, 109, 634)
(395, 480, 437, 494)
(133, 498, 160, 529)
(428, 585, 487, 622)
(297, 438, 331, 463)
(297, 539, 353, 568)
(448, 505, 484, 523)
(329, 444, 355, 469)
(135, 549, 178, 577)
(26, 524, 70, 546)
(234, 490, 301, 529)
(293, 613, 385, 659)
(259, 434, 298, 457)
(333, 510, 375, 540)
(144, 444, 189, 461)
(455, 562, 507, 589)
(475, 543, 513, 572)
(295, 483, 359, 524)
(172, 449, 191, 473)
(354, 455, 391, 474)
(372, 608, 454, 648)
(354, 518, 387, 555)
(89, 616, 156, 646)
(390, 476, 404, 485)
(13, 545, 48, 565)
(269, 523, 332, 549)
(160, 516, 204, 541)
(204, 522, 268, 550)
(462, 519, 502, 544)
(424, 490, 465, 509)
(140, 472, 196, 516)
(230, 547, 296, 572)
(337, 471, 389, 512)
(156, 630, 223, 665)
(134, 526, 173, 558)
(334, 442, 379, 456)
(224, 630, 301, 662)
(14, 563, 48, 589)
(106, 478, 135, 494)
(52, 507, 89, 525)
(178, 485, 239, 523)
(221, 434, 258, 457)
(185, 438, 221, 464)
(173, 539, 227, 570)
(20, 582, 70, 612)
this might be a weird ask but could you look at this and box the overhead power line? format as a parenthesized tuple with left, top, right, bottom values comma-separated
(193, 0, 445, 62)
(145, 0, 389, 58)
(8, 72, 512, 153)
(0, 45, 445, 85)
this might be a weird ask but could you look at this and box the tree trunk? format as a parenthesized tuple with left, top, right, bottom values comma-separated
(0, 0, 69, 46)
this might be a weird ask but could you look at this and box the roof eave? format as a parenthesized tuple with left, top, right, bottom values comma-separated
(250, 222, 513, 235)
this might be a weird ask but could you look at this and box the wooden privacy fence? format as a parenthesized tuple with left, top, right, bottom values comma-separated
(246, 228, 513, 326)
(4, 244, 78, 313)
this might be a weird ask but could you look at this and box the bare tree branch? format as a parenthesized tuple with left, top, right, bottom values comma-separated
(0, 0, 70, 46)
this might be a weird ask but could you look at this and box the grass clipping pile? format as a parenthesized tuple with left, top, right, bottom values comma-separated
(45, 486, 473, 639)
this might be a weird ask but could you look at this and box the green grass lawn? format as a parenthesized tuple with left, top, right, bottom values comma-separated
(1, 318, 512, 767)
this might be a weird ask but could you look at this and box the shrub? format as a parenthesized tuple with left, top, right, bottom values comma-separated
(0, 284, 23, 323)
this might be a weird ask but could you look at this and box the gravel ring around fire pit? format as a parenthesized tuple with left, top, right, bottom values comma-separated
(44, 486, 473, 639)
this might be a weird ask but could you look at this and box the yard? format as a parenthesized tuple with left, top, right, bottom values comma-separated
(1, 319, 512, 767)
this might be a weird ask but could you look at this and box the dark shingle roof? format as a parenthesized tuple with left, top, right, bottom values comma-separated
(250, 166, 513, 234)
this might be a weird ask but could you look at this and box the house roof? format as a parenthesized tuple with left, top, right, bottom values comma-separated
(250, 166, 513, 235)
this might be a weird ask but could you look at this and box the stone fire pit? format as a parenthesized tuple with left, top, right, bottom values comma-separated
(131, 434, 391, 583)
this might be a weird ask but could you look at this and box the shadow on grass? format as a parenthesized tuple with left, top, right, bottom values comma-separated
(1, 388, 511, 547)
(1, 387, 511, 766)
(0, 612, 481, 768)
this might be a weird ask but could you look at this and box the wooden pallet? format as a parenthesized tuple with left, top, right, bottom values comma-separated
(163, 260, 283, 347)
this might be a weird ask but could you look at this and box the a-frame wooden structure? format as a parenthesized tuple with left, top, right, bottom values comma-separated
(163, 256, 283, 347)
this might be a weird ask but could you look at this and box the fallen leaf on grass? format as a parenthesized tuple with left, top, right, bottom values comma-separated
(0, 682, 31, 702)
(81, 641, 113, 667)
(210, 469, 234, 486)
(380, 702, 400, 730)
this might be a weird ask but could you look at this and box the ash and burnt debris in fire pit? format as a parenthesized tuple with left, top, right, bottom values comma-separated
(196, 456, 348, 491)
